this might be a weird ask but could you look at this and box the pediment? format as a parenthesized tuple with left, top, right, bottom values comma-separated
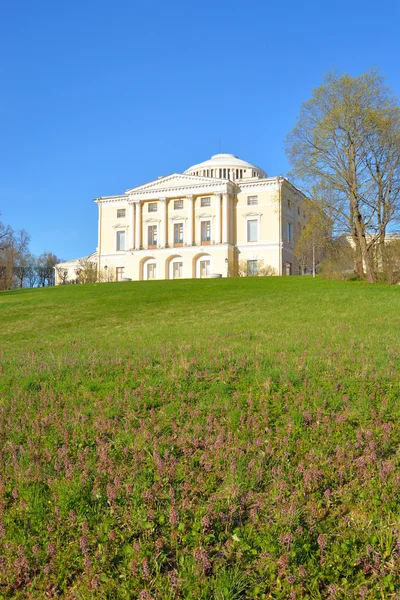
(126, 173, 230, 196)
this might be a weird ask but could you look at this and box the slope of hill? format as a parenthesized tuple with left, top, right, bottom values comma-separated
(1, 278, 399, 598)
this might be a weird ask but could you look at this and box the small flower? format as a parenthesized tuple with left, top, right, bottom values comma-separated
(142, 557, 150, 579)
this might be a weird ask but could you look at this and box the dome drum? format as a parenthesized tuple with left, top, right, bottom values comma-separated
(184, 153, 267, 181)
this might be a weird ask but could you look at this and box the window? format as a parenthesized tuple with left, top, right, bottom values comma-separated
(174, 200, 183, 210)
(247, 219, 258, 242)
(287, 222, 293, 244)
(200, 260, 210, 278)
(247, 196, 258, 206)
(174, 223, 183, 246)
(173, 262, 183, 279)
(201, 197, 211, 207)
(148, 225, 157, 248)
(116, 267, 125, 281)
(117, 209, 126, 218)
(148, 202, 157, 213)
(201, 221, 211, 244)
(147, 263, 157, 280)
(247, 260, 258, 276)
(116, 230, 126, 251)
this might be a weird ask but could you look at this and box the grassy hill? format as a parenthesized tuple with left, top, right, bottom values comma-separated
(1, 278, 400, 598)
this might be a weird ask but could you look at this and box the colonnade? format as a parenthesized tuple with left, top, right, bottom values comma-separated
(127, 192, 234, 250)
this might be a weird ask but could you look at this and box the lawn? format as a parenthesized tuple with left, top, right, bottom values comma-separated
(0, 277, 399, 599)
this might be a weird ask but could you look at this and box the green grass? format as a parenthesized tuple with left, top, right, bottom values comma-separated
(1, 277, 400, 599)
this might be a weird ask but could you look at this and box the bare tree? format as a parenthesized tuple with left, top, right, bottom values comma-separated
(286, 69, 400, 283)
(75, 258, 98, 284)
(36, 252, 61, 287)
(14, 251, 35, 288)
(295, 200, 332, 275)
(55, 266, 70, 285)
(0, 224, 30, 289)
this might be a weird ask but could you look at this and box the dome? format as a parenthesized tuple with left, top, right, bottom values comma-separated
(184, 153, 267, 180)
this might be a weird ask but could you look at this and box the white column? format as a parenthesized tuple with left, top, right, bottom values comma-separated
(214, 194, 221, 244)
(229, 194, 234, 245)
(160, 197, 167, 247)
(222, 192, 228, 244)
(135, 201, 141, 250)
(128, 203, 134, 249)
(186, 195, 194, 245)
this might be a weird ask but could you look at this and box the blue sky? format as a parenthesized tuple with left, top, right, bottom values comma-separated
(1, 0, 400, 259)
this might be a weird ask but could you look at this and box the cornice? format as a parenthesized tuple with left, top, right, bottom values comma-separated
(238, 178, 280, 191)
(94, 195, 127, 205)
(127, 182, 236, 202)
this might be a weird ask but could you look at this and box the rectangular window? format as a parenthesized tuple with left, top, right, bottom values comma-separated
(287, 222, 293, 243)
(201, 221, 211, 244)
(174, 223, 183, 246)
(173, 262, 183, 279)
(116, 230, 126, 251)
(174, 200, 183, 210)
(247, 219, 258, 242)
(247, 196, 258, 206)
(201, 197, 211, 207)
(117, 209, 126, 218)
(247, 260, 258, 276)
(200, 260, 210, 278)
(116, 267, 125, 281)
(148, 202, 157, 213)
(147, 263, 156, 280)
(148, 225, 157, 248)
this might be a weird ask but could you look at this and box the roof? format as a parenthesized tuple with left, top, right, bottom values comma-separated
(184, 153, 267, 177)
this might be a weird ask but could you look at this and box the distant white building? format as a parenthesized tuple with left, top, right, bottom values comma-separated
(56, 153, 307, 283)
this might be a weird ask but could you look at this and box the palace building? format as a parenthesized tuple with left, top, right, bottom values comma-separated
(55, 153, 307, 283)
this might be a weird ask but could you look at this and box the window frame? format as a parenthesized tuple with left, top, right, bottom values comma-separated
(148, 225, 158, 248)
(147, 263, 157, 280)
(247, 196, 258, 206)
(116, 266, 125, 281)
(174, 222, 184, 246)
(247, 219, 258, 243)
(174, 200, 183, 210)
(287, 222, 293, 244)
(200, 197, 211, 207)
(173, 261, 183, 279)
(201, 220, 211, 244)
(200, 260, 211, 278)
(117, 209, 126, 218)
(148, 202, 158, 213)
(116, 230, 126, 251)
(247, 260, 258, 276)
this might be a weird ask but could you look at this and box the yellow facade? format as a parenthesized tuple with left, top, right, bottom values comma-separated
(55, 154, 307, 283)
